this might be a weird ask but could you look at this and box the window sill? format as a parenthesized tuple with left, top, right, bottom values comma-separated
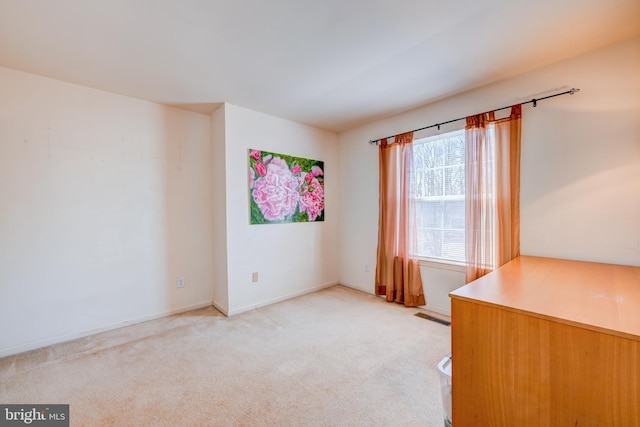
(415, 257, 466, 273)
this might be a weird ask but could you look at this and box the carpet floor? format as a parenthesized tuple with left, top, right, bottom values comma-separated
(0, 285, 451, 426)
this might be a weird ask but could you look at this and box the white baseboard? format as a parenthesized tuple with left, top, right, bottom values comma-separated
(340, 281, 451, 317)
(227, 281, 338, 316)
(211, 300, 229, 317)
(423, 304, 451, 317)
(338, 281, 374, 295)
(0, 300, 214, 358)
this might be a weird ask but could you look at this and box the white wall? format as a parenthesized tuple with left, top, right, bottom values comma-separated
(223, 103, 339, 315)
(210, 105, 229, 314)
(0, 66, 214, 356)
(338, 37, 640, 315)
(519, 39, 640, 264)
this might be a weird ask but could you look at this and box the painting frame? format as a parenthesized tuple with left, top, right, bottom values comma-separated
(248, 148, 325, 224)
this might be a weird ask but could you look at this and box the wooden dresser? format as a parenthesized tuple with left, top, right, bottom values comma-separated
(449, 256, 640, 426)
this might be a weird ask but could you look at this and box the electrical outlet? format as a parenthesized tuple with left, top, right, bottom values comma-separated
(252, 272, 259, 283)
(177, 276, 185, 288)
(364, 264, 370, 272)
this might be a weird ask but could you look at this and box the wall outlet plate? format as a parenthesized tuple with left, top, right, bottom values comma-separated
(177, 277, 185, 288)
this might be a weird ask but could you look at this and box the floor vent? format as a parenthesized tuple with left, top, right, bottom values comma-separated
(415, 312, 451, 326)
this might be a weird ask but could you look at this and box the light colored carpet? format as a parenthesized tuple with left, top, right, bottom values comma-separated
(0, 285, 451, 426)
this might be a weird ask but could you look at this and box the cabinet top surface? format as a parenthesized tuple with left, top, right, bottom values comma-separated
(449, 256, 640, 340)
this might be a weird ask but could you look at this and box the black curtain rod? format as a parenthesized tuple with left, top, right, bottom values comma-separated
(368, 87, 580, 145)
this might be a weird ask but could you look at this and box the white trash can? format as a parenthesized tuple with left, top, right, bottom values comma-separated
(436, 352, 452, 427)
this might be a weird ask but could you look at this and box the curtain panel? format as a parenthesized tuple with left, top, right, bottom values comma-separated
(465, 105, 522, 283)
(375, 132, 426, 307)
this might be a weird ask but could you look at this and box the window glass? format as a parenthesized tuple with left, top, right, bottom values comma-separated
(412, 130, 465, 263)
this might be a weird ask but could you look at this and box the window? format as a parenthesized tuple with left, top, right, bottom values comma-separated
(412, 129, 465, 263)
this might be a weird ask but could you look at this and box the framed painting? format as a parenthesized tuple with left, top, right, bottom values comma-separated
(248, 149, 324, 224)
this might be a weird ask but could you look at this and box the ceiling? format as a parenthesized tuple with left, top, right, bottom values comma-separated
(0, 0, 638, 133)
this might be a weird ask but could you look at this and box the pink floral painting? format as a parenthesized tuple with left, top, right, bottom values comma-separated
(249, 149, 324, 224)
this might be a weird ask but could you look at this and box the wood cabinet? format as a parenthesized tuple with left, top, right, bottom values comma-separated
(449, 256, 640, 426)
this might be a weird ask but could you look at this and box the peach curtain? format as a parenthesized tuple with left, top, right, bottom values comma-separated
(465, 105, 521, 283)
(375, 132, 426, 306)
